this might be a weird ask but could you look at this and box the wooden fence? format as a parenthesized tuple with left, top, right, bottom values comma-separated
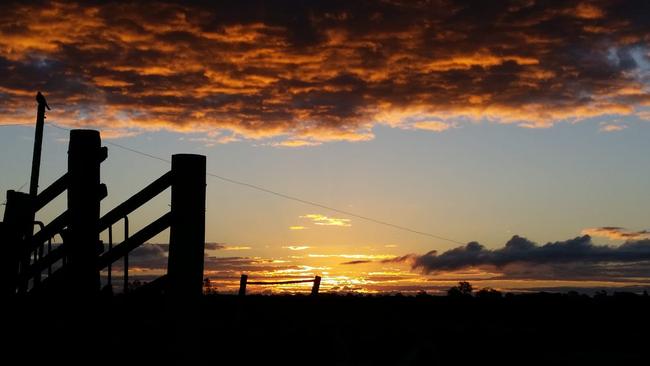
(238, 274, 321, 296)
(0, 129, 207, 297)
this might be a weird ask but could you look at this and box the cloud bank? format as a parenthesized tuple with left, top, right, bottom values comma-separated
(1, 1, 649, 144)
(390, 235, 650, 281)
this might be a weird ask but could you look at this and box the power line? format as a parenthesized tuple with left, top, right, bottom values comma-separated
(16, 181, 28, 192)
(47, 123, 465, 245)
(0, 123, 34, 127)
(204, 172, 464, 244)
(105, 140, 171, 164)
(47, 124, 171, 163)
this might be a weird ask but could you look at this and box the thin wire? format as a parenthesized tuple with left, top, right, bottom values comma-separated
(47, 123, 465, 245)
(205, 171, 464, 244)
(0, 123, 34, 127)
(47, 124, 171, 163)
(105, 140, 171, 164)
(16, 181, 28, 192)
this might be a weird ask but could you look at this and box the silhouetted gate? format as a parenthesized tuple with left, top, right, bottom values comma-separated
(0, 129, 206, 297)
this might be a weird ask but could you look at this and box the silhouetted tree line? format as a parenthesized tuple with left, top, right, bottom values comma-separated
(195, 277, 649, 299)
(5, 279, 650, 365)
(440, 281, 648, 299)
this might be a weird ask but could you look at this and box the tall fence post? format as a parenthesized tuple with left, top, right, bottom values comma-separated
(311, 276, 321, 296)
(66, 129, 104, 295)
(29, 92, 48, 199)
(0, 190, 32, 295)
(167, 154, 206, 298)
(166, 154, 205, 363)
(239, 274, 248, 296)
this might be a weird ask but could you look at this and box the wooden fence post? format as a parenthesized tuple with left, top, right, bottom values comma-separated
(311, 276, 321, 296)
(0, 190, 32, 295)
(239, 274, 248, 296)
(167, 154, 206, 298)
(29, 92, 48, 199)
(66, 129, 104, 295)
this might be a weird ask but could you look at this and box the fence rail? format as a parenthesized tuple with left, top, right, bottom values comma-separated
(1, 126, 206, 297)
(238, 274, 321, 296)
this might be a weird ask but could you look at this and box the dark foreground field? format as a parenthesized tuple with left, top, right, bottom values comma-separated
(4, 292, 649, 365)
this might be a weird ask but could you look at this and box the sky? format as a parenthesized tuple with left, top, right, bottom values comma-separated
(1, 0, 649, 294)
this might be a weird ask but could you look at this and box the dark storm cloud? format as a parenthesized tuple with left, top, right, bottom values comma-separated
(388, 235, 650, 281)
(1, 1, 649, 143)
(109, 243, 169, 270)
(205, 242, 227, 250)
(202, 256, 297, 273)
(105, 242, 229, 271)
(103, 242, 301, 280)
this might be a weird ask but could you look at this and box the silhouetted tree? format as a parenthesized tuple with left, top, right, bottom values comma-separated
(594, 290, 608, 299)
(613, 291, 638, 299)
(447, 281, 473, 297)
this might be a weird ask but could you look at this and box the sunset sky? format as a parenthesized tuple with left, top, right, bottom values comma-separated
(1, 0, 649, 294)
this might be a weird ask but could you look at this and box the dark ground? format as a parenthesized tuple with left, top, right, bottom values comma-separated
(3, 292, 649, 365)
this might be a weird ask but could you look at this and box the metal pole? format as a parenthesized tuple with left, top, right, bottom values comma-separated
(123, 216, 129, 293)
(47, 238, 52, 276)
(33, 221, 45, 288)
(107, 225, 112, 288)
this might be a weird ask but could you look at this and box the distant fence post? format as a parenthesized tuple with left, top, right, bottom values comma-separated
(167, 154, 206, 298)
(66, 130, 104, 295)
(239, 274, 248, 296)
(0, 190, 32, 295)
(311, 276, 321, 296)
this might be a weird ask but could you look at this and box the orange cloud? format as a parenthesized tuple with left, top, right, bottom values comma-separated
(599, 123, 627, 132)
(300, 214, 351, 227)
(573, 3, 605, 19)
(271, 140, 323, 148)
(581, 227, 650, 241)
(221, 246, 252, 251)
(0, 1, 649, 143)
(308, 254, 396, 260)
(424, 54, 539, 72)
(282, 246, 310, 251)
(412, 120, 456, 132)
